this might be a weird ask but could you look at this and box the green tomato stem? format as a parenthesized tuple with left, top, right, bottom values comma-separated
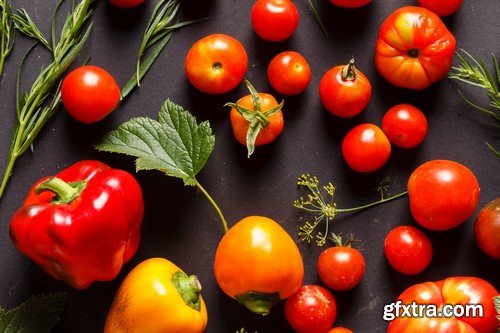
(195, 180, 229, 234)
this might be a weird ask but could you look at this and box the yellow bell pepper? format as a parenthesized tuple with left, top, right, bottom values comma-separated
(104, 258, 208, 333)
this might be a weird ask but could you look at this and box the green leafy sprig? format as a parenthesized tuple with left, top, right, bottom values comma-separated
(448, 50, 500, 157)
(494, 295, 500, 328)
(121, 0, 206, 99)
(0, 0, 14, 76)
(294, 174, 408, 246)
(306, 0, 328, 37)
(0, 293, 67, 333)
(95, 99, 228, 233)
(12, 8, 51, 50)
(0, 0, 93, 199)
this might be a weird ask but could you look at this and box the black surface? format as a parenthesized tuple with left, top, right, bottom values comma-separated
(0, 0, 499, 332)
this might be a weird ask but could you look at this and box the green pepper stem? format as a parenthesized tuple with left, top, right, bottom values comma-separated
(235, 291, 281, 316)
(171, 271, 202, 312)
(35, 177, 87, 204)
(195, 180, 228, 234)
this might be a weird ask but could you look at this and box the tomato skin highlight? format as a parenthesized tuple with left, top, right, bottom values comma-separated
(251, 0, 299, 41)
(474, 198, 500, 259)
(341, 123, 391, 173)
(284, 285, 337, 333)
(317, 246, 365, 290)
(109, 0, 145, 8)
(382, 104, 428, 148)
(267, 51, 311, 95)
(375, 6, 456, 89)
(61, 66, 121, 124)
(418, 0, 463, 16)
(384, 226, 432, 275)
(329, 0, 371, 8)
(407, 160, 480, 231)
(185, 34, 248, 94)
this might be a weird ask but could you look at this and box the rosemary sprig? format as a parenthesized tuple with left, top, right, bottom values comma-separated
(0, 0, 14, 76)
(449, 49, 500, 156)
(494, 296, 500, 327)
(294, 174, 407, 246)
(12, 8, 51, 51)
(0, 0, 93, 199)
(121, 0, 206, 99)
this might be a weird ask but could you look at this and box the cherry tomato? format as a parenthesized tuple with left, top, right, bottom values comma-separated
(267, 51, 311, 95)
(214, 216, 304, 315)
(251, 0, 299, 41)
(319, 59, 372, 118)
(418, 0, 463, 16)
(408, 160, 480, 230)
(384, 226, 432, 275)
(61, 66, 121, 124)
(375, 6, 456, 89)
(341, 124, 391, 173)
(284, 285, 337, 333)
(317, 234, 365, 291)
(328, 328, 353, 333)
(109, 0, 145, 8)
(474, 198, 500, 259)
(388, 277, 499, 333)
(185, 34, 248, 94)
(329, 0, 371, 8)
(381, 104, 428, 148)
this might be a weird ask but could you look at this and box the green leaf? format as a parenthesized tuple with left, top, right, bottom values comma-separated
(494, 296, 500, 327)
(0, 293, 67, 333)
(95, 99, 215, 186)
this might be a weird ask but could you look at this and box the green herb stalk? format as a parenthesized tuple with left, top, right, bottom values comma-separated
(0, 0, 14, 76)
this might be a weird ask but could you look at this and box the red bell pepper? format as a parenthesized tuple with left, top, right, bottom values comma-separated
(9, 160, 144, 289)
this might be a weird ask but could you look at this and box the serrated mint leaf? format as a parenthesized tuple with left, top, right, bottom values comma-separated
(0, 293, 67, 333)
(95, 99, 215, 186)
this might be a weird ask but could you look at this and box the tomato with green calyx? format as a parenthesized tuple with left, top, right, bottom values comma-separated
(375, 6, 456, 89)
(384, 225, 432, 275)
(285, 285, 337, 333)
(214, 216, 304, 315)
(62, 66, 121, 124)
(268, 51, 311, 95)
(474, 198, 500, 259)
(251, 0, 299, 42)
(408, 160, 480, 230)
(185, 34, 248, 94)
(342, 123, 391, 173)
(381, 104, 428, 148)
(225, 80, 284, 158)
(317, 234, 365, 290)
(418, 0, 463, 16)
(109, 0, 145, 8)
(329, 0, 371, 8)
(319, 58, 372, 118)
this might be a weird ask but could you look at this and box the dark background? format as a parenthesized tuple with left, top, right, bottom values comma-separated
(0, 0, 499, 332)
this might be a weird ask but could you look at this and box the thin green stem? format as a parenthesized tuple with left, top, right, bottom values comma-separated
(195, 180, 228, 234)
(337, 191, 408, 213)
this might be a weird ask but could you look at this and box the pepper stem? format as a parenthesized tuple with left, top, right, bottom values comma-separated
(171, 271, 203, 312)
(235, 291, 280, 316)
(35, 177, 87, 204)
(341, 58, 357, 81)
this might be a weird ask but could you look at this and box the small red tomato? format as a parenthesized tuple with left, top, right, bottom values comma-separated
(319, 59, 372, 118)
(251, 0, 299, 42)
(381, 104, 428, 148)
(384, 226, 432, 275)
(109, 0, 145, 8)
(284, 285, 337, 333)
(185, 34, 248, 94)
(474, 198, 500, 259)
(328, 328, 353, 333)
(329, 0, 371, 8)
(408, 160, 480, 231)
(267, 51, 311, 95)
(61, 66, 121, 124)
(341, 124, 391, 173)
(418, 0, 463, 16)
(317, 234, 365, 291)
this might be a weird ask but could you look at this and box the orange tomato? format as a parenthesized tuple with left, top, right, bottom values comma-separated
(214, 216, 304, 315)
(328, 328, 353, 333)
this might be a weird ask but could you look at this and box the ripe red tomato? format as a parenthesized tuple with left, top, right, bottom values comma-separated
(408, 160, 480, 230)
(185, 34, 248, 94)
(388, 277, 499, 333)
(267, 51, 311, 95)
(109, 0, 144, 8)
(375, 6, 456, 89)
(384, 226, 432, 275)
(251, 0, 299, 41)
(474, 198, 500, 259)
(284, 285, 337, 333)
(381, 104, 428, 148)
(328, 328, 353, 333)
(418, 0, 463, 16)
(317, 235, 365, 291)
(61, 66, 121, 124)
(341, 124, 391, 173)
(319, 59, 372, 118)
(329, 0, 371, 8)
